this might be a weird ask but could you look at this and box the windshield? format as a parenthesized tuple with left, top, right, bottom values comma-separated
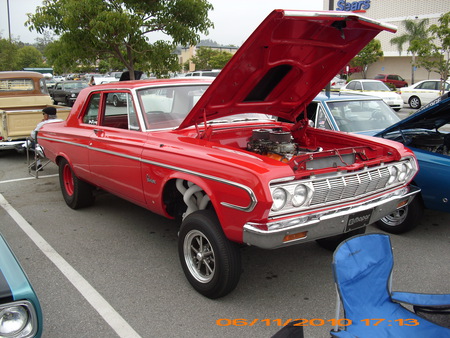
(138, 85, 273, 130)
(362, 81, 390, 91)
(326, 99, 401, 132)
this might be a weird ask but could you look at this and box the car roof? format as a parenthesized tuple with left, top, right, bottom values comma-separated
(314, 92, 384, 101)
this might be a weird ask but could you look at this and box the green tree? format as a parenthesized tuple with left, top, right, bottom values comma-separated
(190, 47, 217, 70)
(350, 39, 383, 79)
(209, 51, 233, 69)
(390, 18, 429, 84)
(15, 46, 45, 69)
(26, 0, 214, 79)
(190, 47, 232, 70)
(426, 12, 450, 93)
(0, 38, 19, 71)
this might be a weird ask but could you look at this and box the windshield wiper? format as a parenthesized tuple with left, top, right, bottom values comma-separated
(231, 117, 260, 122)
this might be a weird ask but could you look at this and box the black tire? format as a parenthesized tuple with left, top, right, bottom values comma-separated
(409, 96, 421, 109)
(178, 210, 241, 299)
(316, 226, 366, 251)
(113, 95, 120, 107)
(58, 158, 94, 209)
(65, 97, 73, 107)
(376, 196, 423, 234)
(53, 99, 58, 105)
(394, 108, 401, 112)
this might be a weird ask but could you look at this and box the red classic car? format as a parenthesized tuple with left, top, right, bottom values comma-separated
(36, 10, 419, 298)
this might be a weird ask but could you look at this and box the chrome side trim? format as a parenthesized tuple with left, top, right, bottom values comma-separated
(38, 136, 257, 212)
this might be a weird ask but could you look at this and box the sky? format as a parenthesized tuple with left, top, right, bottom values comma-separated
(0, 0, 324, 46)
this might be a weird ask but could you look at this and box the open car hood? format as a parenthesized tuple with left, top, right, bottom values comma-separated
(178, 9, 396, 129)
(376, 92, 450, 137)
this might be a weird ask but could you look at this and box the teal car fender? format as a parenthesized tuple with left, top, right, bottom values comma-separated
(0, 234, 42, 337)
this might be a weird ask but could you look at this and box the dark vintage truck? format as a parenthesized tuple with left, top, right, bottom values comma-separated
(0, 71, 71, 151)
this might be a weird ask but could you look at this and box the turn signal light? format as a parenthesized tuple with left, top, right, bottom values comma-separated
(283, 231, 308, 242)
(397, 200, 408, 208)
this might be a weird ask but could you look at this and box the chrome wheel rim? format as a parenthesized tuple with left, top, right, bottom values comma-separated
(380, 206, 408, 226)
(63, 165, 74, 196)
(183, 230, 215, 283)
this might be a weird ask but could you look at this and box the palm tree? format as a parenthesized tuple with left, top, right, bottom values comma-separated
(390, 18, 429, 84)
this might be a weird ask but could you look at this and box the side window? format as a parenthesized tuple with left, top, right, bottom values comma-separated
(418, 81, 436, 90)
(387, 75, 395, 80)
(354, 82, 362, 90)
(102, 93, 139, 130)
(316, 105, 332, 130)
(347, 82, 355, 90)
(82, 93, 101, 125)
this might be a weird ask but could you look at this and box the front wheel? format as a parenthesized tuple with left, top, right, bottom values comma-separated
(58, 158, 94, 209)
(178, 210, 241, 299)
(409, 96, 421, 109)
(376, 196, 423, 234)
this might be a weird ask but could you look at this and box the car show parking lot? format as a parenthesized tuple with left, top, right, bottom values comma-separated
(0, 149, 449, 338)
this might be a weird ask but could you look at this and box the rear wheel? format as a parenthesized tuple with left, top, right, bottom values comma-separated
(178, 210, 241, 299)
(409, 96, 421, 109)
(316, 227, 366, 251)
(58, 158, 94, 209)
(113, 95, 120, 107)
(376, 196, 423, 234)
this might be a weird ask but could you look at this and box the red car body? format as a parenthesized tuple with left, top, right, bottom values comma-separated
(374, 74, 408, 88)
(37, 10, 419, 298)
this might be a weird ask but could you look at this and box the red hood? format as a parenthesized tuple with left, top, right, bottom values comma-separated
(178, 9, 396, 129)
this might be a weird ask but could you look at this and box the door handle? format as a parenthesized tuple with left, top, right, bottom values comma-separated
(93, 129, 105, 136)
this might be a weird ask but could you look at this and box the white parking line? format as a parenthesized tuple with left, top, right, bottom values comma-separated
(0, 174, 58, 185)
(0, 193, 142, 338)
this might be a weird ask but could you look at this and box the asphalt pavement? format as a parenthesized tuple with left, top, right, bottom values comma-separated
(0, 112, 449, 338)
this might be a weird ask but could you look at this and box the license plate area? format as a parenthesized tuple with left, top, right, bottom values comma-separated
(346, 209, 373, 232)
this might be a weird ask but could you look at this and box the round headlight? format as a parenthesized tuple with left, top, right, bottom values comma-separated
(0, 306, 28, 335)
(271, 188, 287, 211)
(398, 163, 408, 181)
(292, 184, 308, 207)
(71, 93, 76, 97)
(387, 166, 398, 185)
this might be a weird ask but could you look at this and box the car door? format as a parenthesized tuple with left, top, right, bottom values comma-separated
(415, 81, 440, 105)
(87, 91, 147, 205)
(52, 82, 63, 102)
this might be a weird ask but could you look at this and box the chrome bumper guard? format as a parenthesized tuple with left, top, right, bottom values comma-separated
(243, 185, 420, 249)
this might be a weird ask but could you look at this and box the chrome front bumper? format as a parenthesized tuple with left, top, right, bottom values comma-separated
(243, 185, 420, 249)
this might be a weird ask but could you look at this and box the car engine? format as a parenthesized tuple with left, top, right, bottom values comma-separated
(408, 133, 450, 156)
(246, 128, 321, 162)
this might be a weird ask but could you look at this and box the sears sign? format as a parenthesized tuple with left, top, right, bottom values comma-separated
(336, 0, 371, 12)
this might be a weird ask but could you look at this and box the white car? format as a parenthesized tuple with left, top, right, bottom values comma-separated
(330, 76, 346, 89)
(400, 79, 450, 109)
(340, 79, 403, 111)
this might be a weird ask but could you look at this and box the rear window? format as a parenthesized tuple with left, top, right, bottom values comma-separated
(0, 78, 35, 91)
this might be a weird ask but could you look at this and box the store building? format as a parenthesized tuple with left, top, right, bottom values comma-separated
(323, 0, 448, 84)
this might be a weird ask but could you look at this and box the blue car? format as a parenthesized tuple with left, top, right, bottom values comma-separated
(0, 234, 42, 337)
(306, 92, 450, 233)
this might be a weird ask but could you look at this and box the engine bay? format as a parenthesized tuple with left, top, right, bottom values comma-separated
(388, 131, 450, 156)
(242, 126, 393, 175)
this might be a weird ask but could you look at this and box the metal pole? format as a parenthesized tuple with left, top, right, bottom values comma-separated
(7, 0, 12, 41)
(325, 1, 334, 95)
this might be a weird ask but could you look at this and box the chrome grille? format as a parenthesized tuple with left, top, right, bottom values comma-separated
(310, 167, 390, 206)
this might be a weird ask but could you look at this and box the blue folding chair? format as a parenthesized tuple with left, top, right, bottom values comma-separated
(330, 233, 450, 337)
